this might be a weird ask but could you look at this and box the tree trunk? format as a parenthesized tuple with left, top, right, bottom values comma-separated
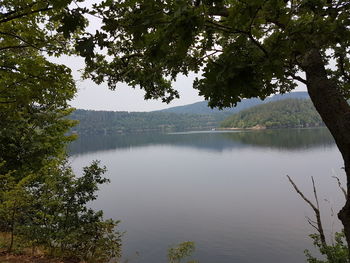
(302, 49, 350, 257)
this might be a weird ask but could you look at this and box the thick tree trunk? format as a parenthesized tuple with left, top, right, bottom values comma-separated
(302, 49, 350, 257)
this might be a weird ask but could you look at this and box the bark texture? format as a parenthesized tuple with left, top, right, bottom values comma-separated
(302, 49, 350, 257)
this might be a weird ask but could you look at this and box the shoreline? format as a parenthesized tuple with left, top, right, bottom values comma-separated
(216, 125, 267, 131)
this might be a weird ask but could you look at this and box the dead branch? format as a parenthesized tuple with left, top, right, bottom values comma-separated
(286, 175, 327, 249)
(332, 176, 347, 200)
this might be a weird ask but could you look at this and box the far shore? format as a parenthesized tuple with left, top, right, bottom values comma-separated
(216, 125, 267, 131)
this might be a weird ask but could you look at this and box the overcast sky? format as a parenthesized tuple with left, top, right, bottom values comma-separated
(52, 55, 204, 112)
(53, 53, 307, 112)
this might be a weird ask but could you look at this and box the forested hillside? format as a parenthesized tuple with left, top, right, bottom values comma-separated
(70, 94, 318, 135)
(70, 92, 311, 135)
(221, 99, 324, 129)
(70, 110, 228, 135)
(159, 92, 309, 114)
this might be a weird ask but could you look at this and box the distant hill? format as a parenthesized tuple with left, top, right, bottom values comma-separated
(158, 91, 309, 115)
(220, 98, 324, 129)
(69, 110, 226, 135)
(69, 92, 312, 135)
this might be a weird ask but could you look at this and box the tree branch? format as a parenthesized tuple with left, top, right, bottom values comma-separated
(287, 175, 318, 212)
(0, 2, 37, 18)
(312, 176, 320, 210)
(0, 45, 30, 51)
(205, 19, 269, 57)
(0, 100, 16, 104)
(287, 175, 328, 250)
(306, 216, 320, 232)
(0, 7, 52, 24)
(0, 31, 43, 51)
(199, 50, 222, 62)
(207, 9, 229, 17)
(332, 176, 347, 200)
(291, 75, 307, 84)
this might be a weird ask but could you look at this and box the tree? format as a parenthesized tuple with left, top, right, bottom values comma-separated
(0, 1, 122, 261)
(0, 48, 77, 180)
(0, 0, 87, 179)
(77, 0, 350, 255)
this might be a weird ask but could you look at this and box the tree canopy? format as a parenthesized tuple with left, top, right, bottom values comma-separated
(0, 1, 122, 260)
(78, 0, 349, 106)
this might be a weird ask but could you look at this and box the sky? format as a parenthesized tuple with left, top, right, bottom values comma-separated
(55, 54, 307, 112)
(53, 55, 203, 112)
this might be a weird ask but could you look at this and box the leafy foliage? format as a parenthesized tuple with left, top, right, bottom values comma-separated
(0, 160, 122, 262)
(0, 0, 80, 179)
(0, 1, 122, 261)
(305, 232, 348, 263)
(168, 241, 197, 263)
(221, 98, 324, 129)
(0, 0, 88, 55)
(77, 0, 349, 106)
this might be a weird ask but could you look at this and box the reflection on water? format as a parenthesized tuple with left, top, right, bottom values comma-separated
(69, 128, 343, 263)
(69, 128, 334, 155)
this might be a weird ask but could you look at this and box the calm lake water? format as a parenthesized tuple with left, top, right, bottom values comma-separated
(69, 128, 345, 263)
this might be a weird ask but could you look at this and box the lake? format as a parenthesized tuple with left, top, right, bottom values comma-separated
(69, 128, 345, 263)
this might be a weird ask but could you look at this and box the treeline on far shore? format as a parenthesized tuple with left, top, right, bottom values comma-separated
(69, 98, 326, 135)
(220, 98, 325, 129)
(69, 110, 229, 135)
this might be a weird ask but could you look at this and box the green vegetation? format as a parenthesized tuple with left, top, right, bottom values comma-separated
(168, 242, 197, 263)
(69, 93, 313, 135)
(0, 0, 121, 261)
(70, 109, 227, 135)
(221, 99, 324, 129)
(1, 0, 350, 261)
(160, 92, 310, 115)
(305, 232, 348, 263)
(0, 161, 122, 262)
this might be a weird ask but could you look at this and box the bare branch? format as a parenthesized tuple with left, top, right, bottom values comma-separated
(312, 176, 320, 210)
(287, 175, 318, 212)
(306, 216, 320, 232)
(287, 175, 328, 250)
(332, 176, 347, 200)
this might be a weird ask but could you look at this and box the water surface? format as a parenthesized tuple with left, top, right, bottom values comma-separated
(70, 128, 344, 263)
